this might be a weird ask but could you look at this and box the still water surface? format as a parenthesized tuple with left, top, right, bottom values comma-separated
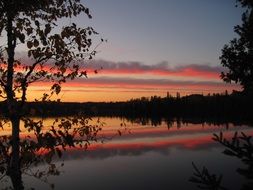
(1, 117, 253, 190)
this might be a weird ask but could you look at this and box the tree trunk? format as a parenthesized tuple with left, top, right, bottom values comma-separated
(5, 5, 23, 189)
(9, 117, 24, 190)
(6, 5, 15, 101)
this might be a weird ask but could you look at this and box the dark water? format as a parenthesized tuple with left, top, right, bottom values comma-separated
(1, 117, 252, 189)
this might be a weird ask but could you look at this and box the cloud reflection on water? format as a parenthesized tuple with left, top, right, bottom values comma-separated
(59, 120, 253, 161)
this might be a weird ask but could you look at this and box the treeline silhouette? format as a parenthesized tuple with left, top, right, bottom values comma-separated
(0, 91, 252, 124)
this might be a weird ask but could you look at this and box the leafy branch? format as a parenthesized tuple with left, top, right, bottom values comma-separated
(189, 162, 227, 190)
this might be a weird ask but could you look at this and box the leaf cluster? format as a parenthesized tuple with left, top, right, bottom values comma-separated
(189, 162, 227, 190)
(0, 0, 104, 105)
(0, 115, 103, 188)
(213, 132, 253, 179)
(220, 0, 253, 92)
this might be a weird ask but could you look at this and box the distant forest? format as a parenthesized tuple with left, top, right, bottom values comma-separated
(0, 91, 252, 124)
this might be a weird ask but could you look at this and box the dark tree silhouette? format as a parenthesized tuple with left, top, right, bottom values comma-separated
(191, 1, 253, 189)
(0, 1, 105, 189)
(189, 162, 227, 190)
(190, 132, 253, 190)
(220, 0, 253, 93)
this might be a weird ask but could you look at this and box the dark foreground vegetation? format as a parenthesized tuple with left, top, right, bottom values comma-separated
(1, 91, 252, 124)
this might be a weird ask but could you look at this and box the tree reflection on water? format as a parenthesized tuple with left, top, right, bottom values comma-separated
(0, 116, 103, 189)
(0, 116, 253, 189)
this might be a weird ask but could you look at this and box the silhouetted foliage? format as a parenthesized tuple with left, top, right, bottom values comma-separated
(220, 0, 253, 93)
(0, 116, 104, 189)
(189, 162, 227, 190)
(0, 0, 105, 189)
(213, 132, 253, 183)
(191, 1, 253, 188)
(190, 132, 253, 190)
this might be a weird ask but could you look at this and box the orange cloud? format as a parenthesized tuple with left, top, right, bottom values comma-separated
(25, 75, 241, 102)
(29, 76, 240, 91)
(1, 56, 240, 102)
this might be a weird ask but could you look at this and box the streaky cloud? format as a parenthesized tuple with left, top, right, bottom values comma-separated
(84, 59, 224, 79)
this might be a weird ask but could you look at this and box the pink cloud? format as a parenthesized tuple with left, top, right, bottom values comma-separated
(84, 60, 223, 79)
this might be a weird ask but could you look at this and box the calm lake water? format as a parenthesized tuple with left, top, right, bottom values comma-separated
(1, 117, 253, 190)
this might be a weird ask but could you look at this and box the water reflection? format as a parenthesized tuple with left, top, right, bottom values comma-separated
(0, 116, 103, 190)
(0, 117, 252, 189)
(190, 131, 253, 190)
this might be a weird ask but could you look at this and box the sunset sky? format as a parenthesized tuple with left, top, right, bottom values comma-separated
(16, 1, 245, 101)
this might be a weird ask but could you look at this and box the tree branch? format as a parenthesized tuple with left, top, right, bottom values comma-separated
(20, 57, 49, 105)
